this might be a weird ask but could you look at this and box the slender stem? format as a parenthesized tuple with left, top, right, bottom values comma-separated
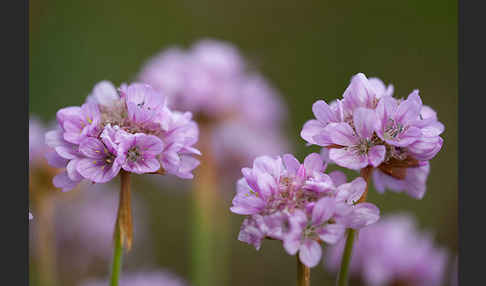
(191, 123, 230, 286)
(336, 229, 356, 286)
(336, 166, 373, 286)
(33, 197, 58, 286)
(110, 226, 123, 286)
(297, 257, 311, 286)
(191, 125, 219, 286)
(110, 171, 132, 286)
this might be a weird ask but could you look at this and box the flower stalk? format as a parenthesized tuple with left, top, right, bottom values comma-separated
(297, 256, 311, 286)
(336, 166, 373, 286)
(191, 124, 229, 286)
(110, 170, 132, 286)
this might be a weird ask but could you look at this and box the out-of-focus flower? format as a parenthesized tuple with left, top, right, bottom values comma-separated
(451, 256, 458, 286)
(138, 39, 289, 176)
(230, 153, 380, 268)
(45, 81, 201, 191)
(325, 214, 447, 286)
(49, 185, 149, 278)
(80, 270, 188, 286)
(30, 117, 48, 166)
(301, 73, 444, 199)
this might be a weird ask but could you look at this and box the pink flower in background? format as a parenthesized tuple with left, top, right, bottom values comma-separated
(29, 117, 48, 166)
(45, 81, 201, 191)
(301, 73, 444, 199)
(138, 39, 289, 175)
(80, 270, 187, 286)
(46, 185, 149, 278)
(230, 153, 379, 268)
(324, 214, 448, 286)
(372, 162, 430, 199)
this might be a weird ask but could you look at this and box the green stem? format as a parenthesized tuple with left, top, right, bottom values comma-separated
(297, 256, 311, 286)
(110, 171, 132, 286)
(336, 229, 356, 286)
(110, 226, 123, 286)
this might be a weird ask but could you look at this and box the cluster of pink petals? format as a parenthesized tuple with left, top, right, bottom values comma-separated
(81, 270, 187, 286)
(138, 39, 289, 170)
(301, 73, 444, 199)
(325, 214, 447, 286)
(45, 81, 200, 191)
(230, 153, 380, 268)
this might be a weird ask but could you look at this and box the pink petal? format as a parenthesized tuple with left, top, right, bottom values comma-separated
(329, 148, 368, 170)
(367, 145, 386, 167)
(395, 91, 422, 126)
(299, 239, 322, 268)
(53, 171, 79, 192)
(336, 177, 366, 204)
(312, 197, 336, 225)
(76, 158, 120, 183)
(353, 108, 378, 139)
(347, 203, 380, 229)
(79, 137, 107, 159)
(303, 153, 324, 174)
(283, 154, 301, 176)
(318, 223, 346, 244)
(325, 123, 359, 146)
(376, 95, 398, 132)
(312, 100, 336, 124)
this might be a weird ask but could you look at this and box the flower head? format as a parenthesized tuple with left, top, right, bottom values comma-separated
(301, 73, 444, 199)
(45, 81, 200, 191)
(325, 214, 448, 286)
(138, 39, 289, 176)
(230, 153, 380, 268)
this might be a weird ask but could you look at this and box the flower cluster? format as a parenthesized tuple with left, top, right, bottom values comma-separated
(325, 214, 447, 286)
(230, 153, 379, 267)
(301, 73, 444, 199)
(81, 270, 187, 286)
(45, 81, 201, 191)
(138, 39, 288, 173)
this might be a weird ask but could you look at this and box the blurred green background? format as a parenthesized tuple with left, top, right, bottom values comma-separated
(29, 0, 457, 285)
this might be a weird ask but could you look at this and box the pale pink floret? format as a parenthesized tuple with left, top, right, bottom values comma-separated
(230, 153, 380, 268)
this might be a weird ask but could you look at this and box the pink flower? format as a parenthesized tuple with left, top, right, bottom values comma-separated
(301, 73, 444, 199)
(118, 133, 164, 174)
(325, 214, 447, 286)
(138, 39, 289, 176)
(375, 91, 423, 147)
(230, 153, 380, 268)
(45, 81, 201, 189)
(322, 108, 386, 170)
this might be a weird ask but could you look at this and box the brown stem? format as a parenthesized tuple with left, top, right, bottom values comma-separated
(115, 170, 133, 250)
(191, 123, 228, 286)
(33, 197, 58, 286)
(297, 256, 311, 286)
(357, 166, 373, 203)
